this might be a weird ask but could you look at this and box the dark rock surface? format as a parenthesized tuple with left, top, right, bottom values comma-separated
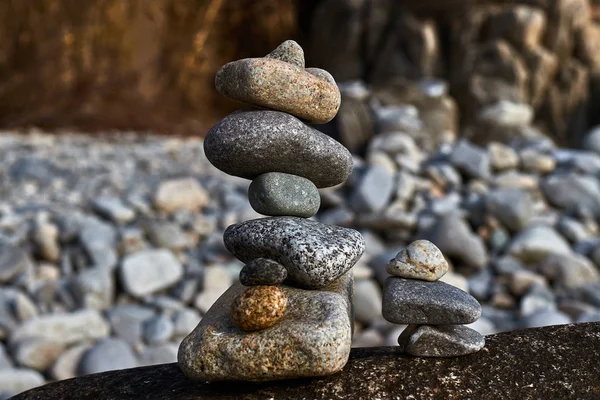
(13, 323, 600, 400)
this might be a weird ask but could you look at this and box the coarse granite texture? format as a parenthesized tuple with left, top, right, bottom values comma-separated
(248, 172, 320, 218)
(223, 217, 365, 289)
(230, 286, 287, 332)
(265, 40, 305, 69)
(177, 273, 353, 382)
(14, 323, 600, 399)
(382, 277, 482, 325)
(239, 258, 288, 287)
(397, 325, 485, 357)
(215, 56, 340, 124)
(386, 240, 449, 281)
(204, 110, 353, 188)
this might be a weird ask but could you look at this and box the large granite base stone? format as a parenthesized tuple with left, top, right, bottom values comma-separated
(177, 272, 353, 382)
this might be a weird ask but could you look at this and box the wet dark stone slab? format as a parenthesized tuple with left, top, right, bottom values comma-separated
(13, 323, 600, 400)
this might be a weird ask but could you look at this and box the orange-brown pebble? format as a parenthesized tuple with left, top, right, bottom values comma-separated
(231, 286, 287, 332)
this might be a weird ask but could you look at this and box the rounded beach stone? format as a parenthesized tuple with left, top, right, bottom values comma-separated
(248, 172, 320, 218)
(215, 47, 340, 124)
(386, 240, 448, 281)
(204, 110, 353, 188)
(239, 258, 288, 286)
(230, 286, 287, 332)
(382, 277, 482, 325)
(398, 325, 485, 357)
(224, 217, 365, 289)
(265, 40, 304, 69)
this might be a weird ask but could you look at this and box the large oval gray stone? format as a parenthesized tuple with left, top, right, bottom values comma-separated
(204, 110, 353, 188)
(248, 172, 320, 218)
(224, 217, 365, 289)
(382, 277, 481, 325)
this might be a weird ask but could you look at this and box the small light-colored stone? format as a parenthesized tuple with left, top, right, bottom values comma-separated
(120, 249, 184, 298)
(153, 178, 209, 213)
(0, 368, 45, 394)
(49, 343, 92, 381)
(231, 286, 287, 332)
(488, 142, 519, 171)
(386, 240, 448, 281)
(12, 338, 65, 371)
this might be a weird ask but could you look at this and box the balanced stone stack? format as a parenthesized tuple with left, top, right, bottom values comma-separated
(178, 41, 366, 382)
(383, 240, 485, 357)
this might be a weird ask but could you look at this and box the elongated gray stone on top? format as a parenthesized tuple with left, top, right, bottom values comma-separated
(204, 110, 353, 188)
(382, 277, 481, 325)
(398, 325, 485, 357)
(248, 172, 320, 218)
(178, 273, 353, 382)
(224, 217, 365, 289)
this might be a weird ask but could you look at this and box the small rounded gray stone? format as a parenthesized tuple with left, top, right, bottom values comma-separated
(398, 325, 485, 357)
(248, 172, 320, 218)
(239, 258, 288, 286)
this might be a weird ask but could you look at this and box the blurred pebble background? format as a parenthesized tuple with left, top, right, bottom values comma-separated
(2, 0, 600, 398)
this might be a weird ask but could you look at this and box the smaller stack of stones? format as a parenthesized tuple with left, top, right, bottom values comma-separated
(382, 240, 486, 357)
(178, 40, 365, 382)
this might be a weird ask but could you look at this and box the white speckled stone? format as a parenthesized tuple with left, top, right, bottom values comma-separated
(224, 217, 365, 289)
(386, 240, 448, 281)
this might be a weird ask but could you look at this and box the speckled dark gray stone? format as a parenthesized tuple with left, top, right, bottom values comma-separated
(224, 217, 365, 289)
(382, 277, 481, 325)
(15, 324, 600, 399)
(239, 258, 288, 286)
(248, 173, 320, 218)
(177, 273, 353, 382)
(204, 110, 353, 188)
(398, 325, 485, 357)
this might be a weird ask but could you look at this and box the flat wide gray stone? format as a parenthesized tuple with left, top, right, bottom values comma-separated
(204, 110, 353, 188)
(224, 217, 365, 289)
(13, 324, 600, 399)
(177, 273, 353, 382)
(398, 325, 485, 357)
(382, 277, 481, 325)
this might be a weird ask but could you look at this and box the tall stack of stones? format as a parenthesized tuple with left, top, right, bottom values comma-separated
(177, 41, 366, 382)
(383, 240, 486, 357)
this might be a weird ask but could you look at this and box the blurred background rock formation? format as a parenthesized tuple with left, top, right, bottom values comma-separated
(1, 0, 600, 148)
